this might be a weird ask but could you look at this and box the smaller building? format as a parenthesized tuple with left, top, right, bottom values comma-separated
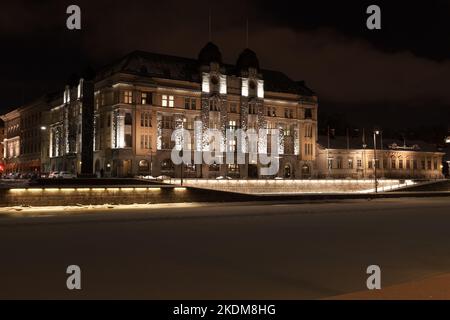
(316, 135, 444, 179)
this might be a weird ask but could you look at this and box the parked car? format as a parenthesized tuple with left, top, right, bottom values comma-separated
(58, 171, 76, 179)
(48, 171, 59, 179)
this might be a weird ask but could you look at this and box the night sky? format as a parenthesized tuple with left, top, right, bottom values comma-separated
(1, 0, 450, 138)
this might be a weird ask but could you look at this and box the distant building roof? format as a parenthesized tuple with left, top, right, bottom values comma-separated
(318, 135, 443, 153)
(96, 50, 315, 96)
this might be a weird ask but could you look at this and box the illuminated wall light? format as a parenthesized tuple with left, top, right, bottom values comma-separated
(134, 188, 148, 192)
(120, 188, 135, 192)
(174, 187, 187, 192)
(148, 188, 161, 192)
(10, 188, 27, 193)
(241, 78, 249, 97)
(257, 80, 264, 98)
(76, 188, 91, 192)
(202, 73, 210, 93)
(91, 188, 106, 192)
(28, 188, 44, 192)
(106, 188, 120, 192)
(60, 188, 76, 192)
(220, 75, 227, 95)
(44, 188, 60, 192)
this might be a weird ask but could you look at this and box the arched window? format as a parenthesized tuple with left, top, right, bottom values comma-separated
(139, 160, 149, 169)
(161, 159, 174, 171)
(284, 164, 292, 178)
(301, 164, 310, 176)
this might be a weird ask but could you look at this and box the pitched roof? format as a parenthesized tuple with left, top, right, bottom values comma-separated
(96, 50, 315, 96)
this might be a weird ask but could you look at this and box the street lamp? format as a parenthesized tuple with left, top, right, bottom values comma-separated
(373, 130, 380, 193)
(180, 149, 184, 186)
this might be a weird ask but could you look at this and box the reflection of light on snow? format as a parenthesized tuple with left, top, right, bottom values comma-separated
(172, 179, 415, 195)
(9, 187, 162, 193)
(1, 202, 202, 217)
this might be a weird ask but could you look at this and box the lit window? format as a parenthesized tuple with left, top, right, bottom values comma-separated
(141, 92, 151, 105)
(124, 91, 133, 104)
(162, 95, 174, 107)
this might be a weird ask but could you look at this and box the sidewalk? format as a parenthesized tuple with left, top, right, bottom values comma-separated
(328, 273, 450, 300)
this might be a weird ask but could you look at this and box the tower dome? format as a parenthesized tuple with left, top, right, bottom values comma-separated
(198, 42, 222, 66)
(236, 48, 260, 72)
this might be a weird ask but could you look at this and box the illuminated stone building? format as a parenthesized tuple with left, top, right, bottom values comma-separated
(1, 43, 444, 180)
(1, 99, 46, 174)
(89, 43, 318, 178)
(316, 136, 444, 179)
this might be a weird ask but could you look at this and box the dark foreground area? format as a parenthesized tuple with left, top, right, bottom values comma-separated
(1, 197, 450, 299)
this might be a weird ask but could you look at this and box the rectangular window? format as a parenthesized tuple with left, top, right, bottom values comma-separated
(421, 160, 426, 170)
(141, 92, 151, 105)
(140, 135, 151, 149)
(399, 159, 403, 169)
(229, 103, 237, 113)
(125, 134, 132, 148)
(413, 159, 418, 169)
(141, 112, 151, 127)
(348, 158, 354, 169)
(357, 159, 362, 168)
(328, 159, 333, 169)
(434, 160, 438, 171)
(162, 95, 174, 107)
(124, 91, 133, 104)
(391, 159, 396, 169)
(305, 108, 312, 119)
(337, 158, 343, 169)
(184, 98, 196, 110)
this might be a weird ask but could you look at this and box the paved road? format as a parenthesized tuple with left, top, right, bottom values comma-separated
(1, 197, 450, 299)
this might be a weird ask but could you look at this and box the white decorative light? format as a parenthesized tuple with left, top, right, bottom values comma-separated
(241, 78, 249, 97)
(257, 80, 264, 98)
(220, 75, 227, 95)
(116, 113, 125, 148)
(77, 79, 83, 99)
(156, 113, 162, 150)
(202, 73, 210, 93)
(294, 126, 300, 155)
(63, 86, 70, 104)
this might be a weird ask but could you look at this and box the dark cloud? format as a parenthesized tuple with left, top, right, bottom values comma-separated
(1, 0, 449, 129)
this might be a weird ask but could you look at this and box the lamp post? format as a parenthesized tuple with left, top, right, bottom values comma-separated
(180, 149, 184, 186)
(149, 148, 153, 177)
(373, 130, 380, 193)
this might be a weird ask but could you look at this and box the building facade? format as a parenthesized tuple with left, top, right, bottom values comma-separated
(0, 43, 445, 179)
(2, 43, 318, 178)
(316, 136, 444, 179)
